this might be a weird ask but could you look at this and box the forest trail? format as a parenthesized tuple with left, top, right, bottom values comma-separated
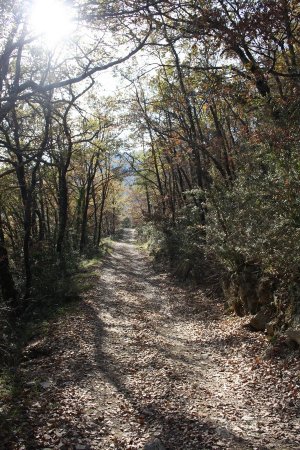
(15, 229, 300, 450)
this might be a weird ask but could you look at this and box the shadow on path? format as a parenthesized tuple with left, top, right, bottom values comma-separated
(11, 229, 300, 450)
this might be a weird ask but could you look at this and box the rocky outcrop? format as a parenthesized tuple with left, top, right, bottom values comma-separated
(239, 280, 259, 314)
(223, 276, 243, 315)
(222, 263, 300, 338)
(222, 262, 276, 316)
(222, 263, 280, 334)
(250, 308, 274, 331)
(257, 277, 274, 305)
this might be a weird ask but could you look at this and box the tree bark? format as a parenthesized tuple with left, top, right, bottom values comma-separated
(0, 213, 18, 310)
(56, 169, 68, 255)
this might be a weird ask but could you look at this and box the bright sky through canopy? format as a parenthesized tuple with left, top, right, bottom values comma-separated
(29, 0, 76, 47)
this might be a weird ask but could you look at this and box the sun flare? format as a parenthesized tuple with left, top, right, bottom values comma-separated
(29, 0, 76, 47)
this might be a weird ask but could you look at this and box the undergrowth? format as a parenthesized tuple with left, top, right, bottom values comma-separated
(0, 241, 110, 440)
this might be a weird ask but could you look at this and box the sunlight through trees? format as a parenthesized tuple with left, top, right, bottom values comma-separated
(0, 0, 300, 379)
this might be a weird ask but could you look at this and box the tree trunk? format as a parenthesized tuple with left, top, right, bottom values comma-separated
(80, 185, 90, 253)
(56, 170, 68, 255)
(97, 183, 108, 246)
(92, 183, 98, 246)
(0, 214, 18, 310)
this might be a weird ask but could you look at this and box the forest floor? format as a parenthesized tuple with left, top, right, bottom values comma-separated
(3, 229, 300, 450)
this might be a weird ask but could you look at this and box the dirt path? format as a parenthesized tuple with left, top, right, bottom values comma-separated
(13, 229, 300, 449)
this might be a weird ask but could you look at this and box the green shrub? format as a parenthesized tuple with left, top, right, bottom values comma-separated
(206, 143, 300, 281)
